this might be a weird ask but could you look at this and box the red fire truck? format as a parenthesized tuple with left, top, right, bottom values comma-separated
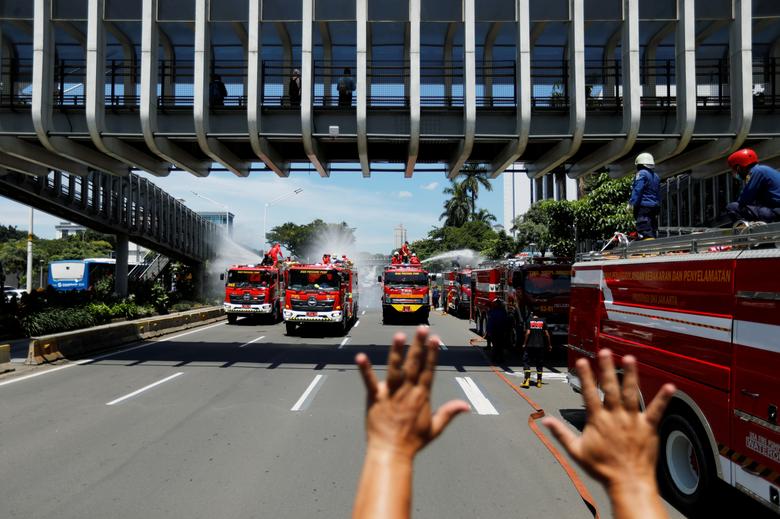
(379, 264, 430, 324)
(444, 268, 472, 318)
(567, 228, 780, 514)
(222, 264, 284, 324)
(471, 265, 503, 335)
(283, 262, 358, 336)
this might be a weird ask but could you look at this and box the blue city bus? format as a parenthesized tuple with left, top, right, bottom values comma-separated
(48, 258, 116, 292)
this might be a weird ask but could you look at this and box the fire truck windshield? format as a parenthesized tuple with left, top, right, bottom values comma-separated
(288, 270, 340, 291)
(384, 272, 428, 287)
(227, 270, 274, 288)
(523, 270, 571, 295)
(458, 274, 471, 285)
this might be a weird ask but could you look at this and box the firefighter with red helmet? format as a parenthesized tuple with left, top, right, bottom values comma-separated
(726, 148, 780, 223)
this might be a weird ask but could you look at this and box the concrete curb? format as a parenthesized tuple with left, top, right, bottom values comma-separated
(26, 306, 225, 365)
(0, 344, 14, 374)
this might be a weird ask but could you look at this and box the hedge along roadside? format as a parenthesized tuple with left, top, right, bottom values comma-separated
(26, 307, 226, 365)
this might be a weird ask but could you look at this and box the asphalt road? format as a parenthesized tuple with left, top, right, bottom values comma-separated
(0, 309, 767, 518)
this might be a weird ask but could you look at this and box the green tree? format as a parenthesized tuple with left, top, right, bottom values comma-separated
(0, 225, 27, 243)
(266, 219, 356, 259)
(573, 173, 634, 245)
(471, 208, 497, 225)
(457, 163, 492, 218)
(440, 180, 472, 227)
(482, 230, 517, 260)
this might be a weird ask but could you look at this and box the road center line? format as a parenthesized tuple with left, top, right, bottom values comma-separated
(361, 310, 366, 316)
(239, 335, 265, 348)
(455, 376, 498, 415)
(338, 337, 350, 349)
(291, 374, 325, 411)
(354, 319, 360, 328)
(106, 372, 184, 406)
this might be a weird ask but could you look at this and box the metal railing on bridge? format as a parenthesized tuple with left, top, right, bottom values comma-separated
(0, 170, 217, 264)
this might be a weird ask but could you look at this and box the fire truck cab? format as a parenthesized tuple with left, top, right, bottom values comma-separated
(505, 259, 572, 348)
(445, 268, 472, 318)
(471, 266, 504, 336)
(222, 264, 284, 324)
(379, 264, 431, 324)
(283, 262, 358, 336)
(567, 226, 780, 514)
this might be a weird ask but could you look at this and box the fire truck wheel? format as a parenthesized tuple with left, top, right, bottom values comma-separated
(285, 322, 296, 336)
(480, 314, 487, 337)
(227, 314, 237, 325)
(657, 413, 715, 516)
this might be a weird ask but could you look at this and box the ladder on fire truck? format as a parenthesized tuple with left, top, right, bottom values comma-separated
(579, 221, 780, 261)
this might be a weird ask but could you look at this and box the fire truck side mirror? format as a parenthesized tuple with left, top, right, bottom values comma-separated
(219, 273, 225, 282)
(377, 276, 382, 282)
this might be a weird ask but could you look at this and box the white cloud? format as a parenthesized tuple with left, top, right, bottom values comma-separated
(398, 191, 413, 198)
(420, 181, 439, 191)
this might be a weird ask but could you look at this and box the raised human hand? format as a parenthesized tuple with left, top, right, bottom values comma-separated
(355, 326, 470, 459)
(542, 349, 675, 491)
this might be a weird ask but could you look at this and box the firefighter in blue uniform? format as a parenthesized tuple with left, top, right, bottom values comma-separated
(628, 152, 662, 240)
(726, 148, 780, 223)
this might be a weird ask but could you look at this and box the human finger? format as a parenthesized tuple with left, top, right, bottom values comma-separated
(430, 399, 470, 439)
(418, 335, 440, 390)
(402, 326, 429, 385)
(576, 358, 601, 417)
(645, 383, 676, 427)
(598, 349, 620, 410)
(620, 355, 641, 413)
(541, 417, 581, 460)
(386, 333, 406, 393)
(355, 353, 378, 400)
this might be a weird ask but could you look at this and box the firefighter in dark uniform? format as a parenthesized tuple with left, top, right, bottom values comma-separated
(521, 310, 552, 388)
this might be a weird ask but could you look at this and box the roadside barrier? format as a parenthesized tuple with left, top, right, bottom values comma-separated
(26, 306, 225, 365)
(0, 343, 13, 374)
(468, 337, 600, 519)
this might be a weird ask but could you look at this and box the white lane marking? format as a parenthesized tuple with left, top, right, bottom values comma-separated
(455, 376, 498, 415)
(361, 310, 366, 316)
(239, 335, 265, 348)
(439, 341, 448, 351)
(0, 321, 227, 388)
(106, 372, 184, 406)
(291, 374, 325, 411)
(156, 321, 227, 342)
(339, 337, 350, 349)
(354, 319, 360, 328)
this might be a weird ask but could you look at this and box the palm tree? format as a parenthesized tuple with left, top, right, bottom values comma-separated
(458, 163, 492, 218)
(471, 208, 497, 225)
(440, 180, 471, 227)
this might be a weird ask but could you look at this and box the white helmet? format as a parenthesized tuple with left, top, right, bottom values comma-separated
(635, 152, 655, 167)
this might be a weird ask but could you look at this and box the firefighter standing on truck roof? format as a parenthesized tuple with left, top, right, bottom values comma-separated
(265, 243, 283, 266)
(627, 152, 661, 240)
(401, 241, 411, 263)
(726, 148, 780, 224)
(521, 310, 551, 388)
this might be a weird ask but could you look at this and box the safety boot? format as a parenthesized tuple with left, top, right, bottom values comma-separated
(521, 370, 531, 389)
(536, 372, 543, 388)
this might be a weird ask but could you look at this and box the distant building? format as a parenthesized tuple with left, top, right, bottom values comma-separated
(503, 169, 579, 234)
(198, 211, 234, 236)
(393, 223, 407, 250)
(55, 221, 86, 239)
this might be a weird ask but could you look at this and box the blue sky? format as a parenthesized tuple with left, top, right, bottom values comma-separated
(0, 171, 503, 255)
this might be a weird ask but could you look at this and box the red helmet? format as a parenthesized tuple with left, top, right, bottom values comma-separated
(727, 148, 758, 171)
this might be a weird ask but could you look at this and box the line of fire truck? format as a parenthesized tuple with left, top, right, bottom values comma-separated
(442, 256, 573, 349)
(221, 258, 359, 336)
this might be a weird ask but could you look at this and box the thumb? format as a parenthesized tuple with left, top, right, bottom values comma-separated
(431, 399, 471, 439)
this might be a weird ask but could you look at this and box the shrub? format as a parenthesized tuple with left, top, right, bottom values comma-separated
(86, 302, 114, 324)
(21, 307, 96, 337)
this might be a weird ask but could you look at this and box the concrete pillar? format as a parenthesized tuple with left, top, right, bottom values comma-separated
(192, 261, 205, 300)
(115, 234, 129, 297)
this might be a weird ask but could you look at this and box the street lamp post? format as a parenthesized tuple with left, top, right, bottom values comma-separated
(192, 191, 231, 236)
(262, 188, 304, 251)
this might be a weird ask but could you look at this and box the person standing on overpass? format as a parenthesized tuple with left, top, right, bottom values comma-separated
(627, 152, 661, 240)
(726, 148, 780, 223)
